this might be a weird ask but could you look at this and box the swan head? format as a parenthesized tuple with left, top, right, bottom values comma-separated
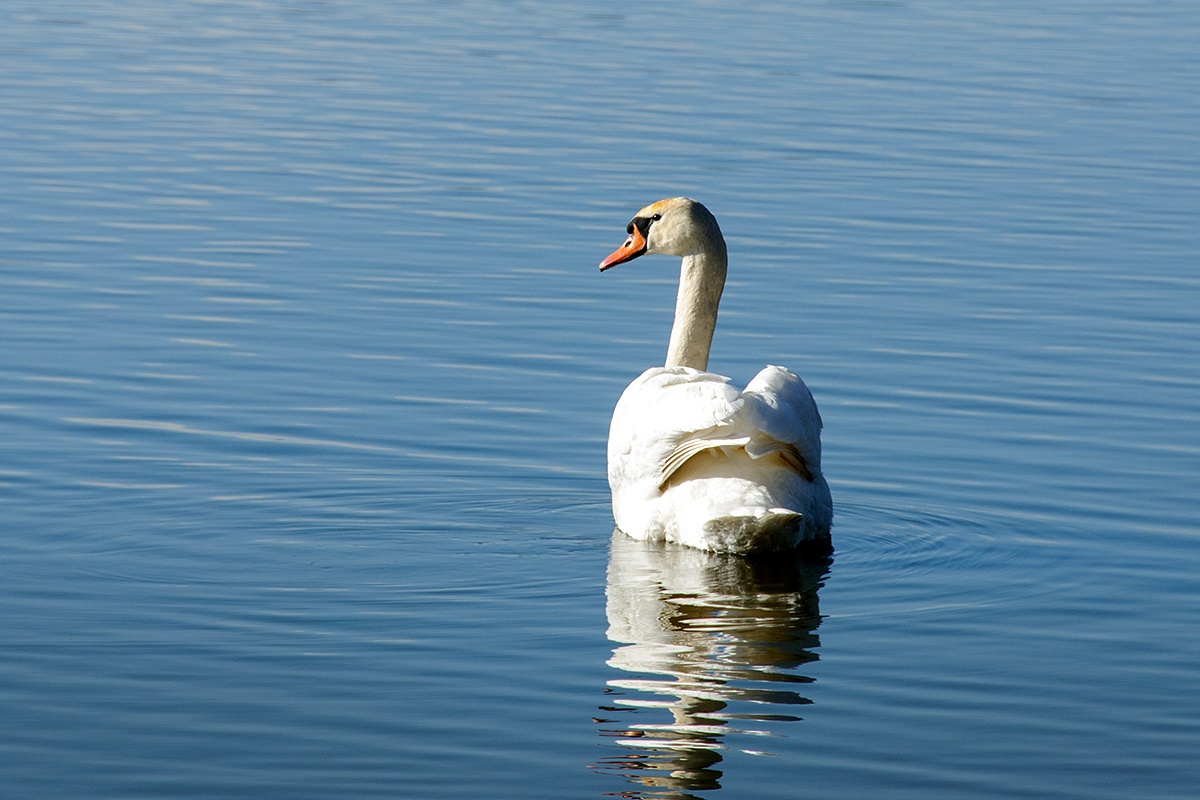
(599, 197, 724, 271)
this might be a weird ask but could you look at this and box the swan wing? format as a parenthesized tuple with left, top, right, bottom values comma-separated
(741, 365, 824, 479)
(657, 434, 752, 489)
(609, 365, 822, 491)
(608, 367, 745, 490)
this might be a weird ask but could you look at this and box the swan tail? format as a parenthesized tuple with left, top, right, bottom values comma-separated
(700, 509, 807, 553)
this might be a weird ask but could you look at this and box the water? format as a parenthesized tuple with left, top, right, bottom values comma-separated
(2, 1, 1199, 798)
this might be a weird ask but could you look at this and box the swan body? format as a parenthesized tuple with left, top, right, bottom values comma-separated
(600, 198, 832, 553)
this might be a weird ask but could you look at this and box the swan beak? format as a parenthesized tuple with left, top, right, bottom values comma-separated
(599, 225, 647, 271)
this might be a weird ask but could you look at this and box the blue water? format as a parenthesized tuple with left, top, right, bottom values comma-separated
(3, 2, 1199, 798)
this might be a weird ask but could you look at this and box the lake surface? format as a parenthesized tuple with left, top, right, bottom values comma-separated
(3, 2, 1199, 798)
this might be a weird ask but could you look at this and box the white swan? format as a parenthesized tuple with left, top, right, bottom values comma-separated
(599, 197, 832, 553)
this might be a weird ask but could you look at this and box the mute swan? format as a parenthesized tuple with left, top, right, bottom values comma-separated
(599, 197, 832, 553)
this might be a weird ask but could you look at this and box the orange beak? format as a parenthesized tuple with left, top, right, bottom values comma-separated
(598, 224, 647, 271)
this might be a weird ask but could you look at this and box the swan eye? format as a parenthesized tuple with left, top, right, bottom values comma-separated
(628, 214, 661, 238)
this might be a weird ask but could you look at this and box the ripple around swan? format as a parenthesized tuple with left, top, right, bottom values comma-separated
(590, 504, 1081, 797)
(823, 499, 1091, 621)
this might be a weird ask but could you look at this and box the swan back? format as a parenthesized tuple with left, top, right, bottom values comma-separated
(608, 366, 831, 552)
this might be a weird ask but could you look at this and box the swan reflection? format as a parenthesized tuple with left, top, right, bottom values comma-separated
(595, 531, 831, 797)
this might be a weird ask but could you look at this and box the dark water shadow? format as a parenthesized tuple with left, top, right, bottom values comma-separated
(593, 531, 832, 798)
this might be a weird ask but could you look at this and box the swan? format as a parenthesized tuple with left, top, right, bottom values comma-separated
(599, 197, 832, 553)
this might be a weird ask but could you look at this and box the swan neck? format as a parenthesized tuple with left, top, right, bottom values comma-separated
(665, 248, 726, 371)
